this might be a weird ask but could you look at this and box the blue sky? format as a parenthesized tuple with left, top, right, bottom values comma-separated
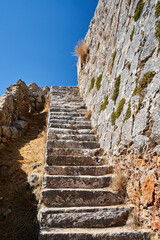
(0, 0, 98, 95)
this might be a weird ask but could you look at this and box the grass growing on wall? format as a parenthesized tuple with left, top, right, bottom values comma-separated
(111, 110, 116, 125)
(96, 74, 102, 90)
(155, 1, 160, 18)
(89, 77, 95, 92)
(133, 71, 156, 95)
(100, 95, 109, 112)
(133, 0, 145, 22)
(112, 75, 121, 103)
(130, 29, 135, 41)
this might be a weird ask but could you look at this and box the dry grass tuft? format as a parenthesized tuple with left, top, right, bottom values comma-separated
(74, 40, 89, 64)
(111, 169, 127, 192)
(84, 109, 91, 120)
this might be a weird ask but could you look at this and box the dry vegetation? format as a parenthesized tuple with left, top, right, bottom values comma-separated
(0, 105, 49, 240)
(84, 109, 91, 120)
(74, 40, 89, 64)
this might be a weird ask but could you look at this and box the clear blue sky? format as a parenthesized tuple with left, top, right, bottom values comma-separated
(0, 0, 98, 95)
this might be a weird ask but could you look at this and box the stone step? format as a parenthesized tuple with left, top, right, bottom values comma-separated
(44, 165, 113, 176)
(47, 140, 100, 150)
(43, 175, 113, 189)
(41, 188, 121, 207)
(45, 155, 104, 166)
(39, 205, 133, 228)
(47, 128, 94, 136)
(39, 227, 151, 240)
(50, 115, 86, 121)
(49, 123, 91, 130)
(49, 112, 86, 117)
(46, 147, 101, 157)
(48, 133, 96, 142)
(49, 119, 91, 126)
(50, 107, 86, 113)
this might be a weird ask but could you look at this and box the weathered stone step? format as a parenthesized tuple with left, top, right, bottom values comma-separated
(50, 111, 86, 117)
(44, 165, 113, 176)
(47, 128, 94, 136)
(49, 119, 91, 126)
(47, 140, 100, 150)
(49, 123, 91, 130)
(50, 115, 86, 121)
(41, 188, 121, 207)
(46, 147, 100, 157)
(39, 205, 133, 228)
(39, 227, 151, 240)
(43, 175, 113, 189)
(50, 107, 86, 113)
(46, 155, 104, 166)
(48, 133, 95, 142)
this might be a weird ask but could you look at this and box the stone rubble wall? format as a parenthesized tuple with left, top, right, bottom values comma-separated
(78, 0, 160, 234)
(0, 79, 50, 150)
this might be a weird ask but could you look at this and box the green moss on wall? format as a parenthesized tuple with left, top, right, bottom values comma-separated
(133, 71, 156, 95)
(111, 51, 116, 72)
(111, 98, 126, 125)
(124, 102, 131, 121)
(155, 20, 160, 54)
(96, 74, 102, 90)
(133, 0, 145, 22)
(89, 77, 95, 92)
(111, 110, 116, 125)
(130, 29, 135, 41)
(97, 42, 100, 51)
(155, 1, 160, 18)
(115, 98, 125, 118)
(100, 95, 109, 112)
(112, 75, 121, 103)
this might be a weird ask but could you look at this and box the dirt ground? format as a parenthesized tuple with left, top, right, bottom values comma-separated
(0, 107, 48, 240)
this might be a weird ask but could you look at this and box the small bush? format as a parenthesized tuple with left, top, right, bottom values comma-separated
(133, 71, 156, 95)
(89, 77, 95, 92)
(133, 0, 145, 22)
(124, 102, 131, 121)
(84, 109, 91, 120)
(74, 40, 89, 64)
(130, 29, 135, 41)
(100, 95, 109, 112)
(155, 1, 160, 18)
(96, 74, 102, 90)
(111, 110, 116, 125)
(111, 170, 127, 192)
(112, 75, 121, 103)
(155, 20, 160, 53)
(116, 98, 125, 118)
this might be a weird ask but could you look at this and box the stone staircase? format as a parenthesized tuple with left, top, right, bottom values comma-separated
(38, 86, 151, 240)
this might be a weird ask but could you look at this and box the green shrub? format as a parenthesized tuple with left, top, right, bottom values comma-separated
(96, 74, 102, 90)
(133, 71, 156, 95)
(112, 75, 121, 103)
(155, 1, 160, 18)
(115, 98, 125, 118)
(124, 102, 131, 121)
(89, 77, 95, 92)
(130, 29, 135, 41)
(111, 110, 116, 125)
(155, 20, 160, 53)
(100, 95, 109, 112)
(133, 0, 145, 22)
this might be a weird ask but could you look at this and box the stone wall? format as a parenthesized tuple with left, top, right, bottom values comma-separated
(0, 79, 50, 150)
(78, 0, 160, 234)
